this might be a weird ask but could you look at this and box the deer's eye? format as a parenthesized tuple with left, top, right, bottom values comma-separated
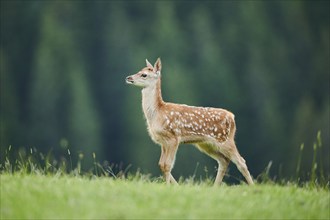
(141, 73, 147, 78)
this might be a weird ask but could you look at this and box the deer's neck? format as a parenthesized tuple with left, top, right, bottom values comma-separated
(141, 78, 164, 122)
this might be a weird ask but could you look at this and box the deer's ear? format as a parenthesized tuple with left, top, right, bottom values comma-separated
(146, 59, 153, 69)
(154, 58, 162, 74)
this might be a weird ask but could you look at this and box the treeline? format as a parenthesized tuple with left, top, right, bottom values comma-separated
(1, 1, 329, 180)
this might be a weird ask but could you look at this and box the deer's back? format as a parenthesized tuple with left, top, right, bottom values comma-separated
(150, 103, 235, 144)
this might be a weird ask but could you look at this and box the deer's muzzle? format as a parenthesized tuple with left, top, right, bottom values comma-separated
(125, 76, 134, 84)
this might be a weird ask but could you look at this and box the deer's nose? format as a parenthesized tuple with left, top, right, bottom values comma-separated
(126, 76, 134, 83)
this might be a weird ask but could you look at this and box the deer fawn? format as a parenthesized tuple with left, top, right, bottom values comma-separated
(125, 58, 254, 185)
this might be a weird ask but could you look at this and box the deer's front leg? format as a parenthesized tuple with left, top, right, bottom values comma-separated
(158, 140, 179, 185)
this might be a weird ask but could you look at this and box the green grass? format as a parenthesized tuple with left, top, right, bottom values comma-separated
(1, 132, 329, 219)
(1, 173, 329, 219)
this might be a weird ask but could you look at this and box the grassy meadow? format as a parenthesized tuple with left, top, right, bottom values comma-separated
(1, 133, 329, 220)
(1, 173, 329, 219)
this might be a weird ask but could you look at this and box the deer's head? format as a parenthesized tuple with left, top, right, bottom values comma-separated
(126, 58, 161, 88)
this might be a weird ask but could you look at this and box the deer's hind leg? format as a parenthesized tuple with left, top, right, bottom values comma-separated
(195, 143, 230, 185)
(214, 154, 230, 185)
(221, 140, 254, 185)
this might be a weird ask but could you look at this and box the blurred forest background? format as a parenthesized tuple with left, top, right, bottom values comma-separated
(1, 0, 329, 181)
